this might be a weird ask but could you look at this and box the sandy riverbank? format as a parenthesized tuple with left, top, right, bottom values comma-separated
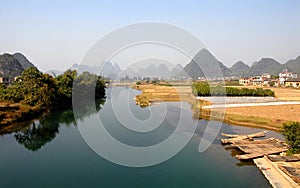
(208, 104, 300, 131)
(134, 84, 192, 107)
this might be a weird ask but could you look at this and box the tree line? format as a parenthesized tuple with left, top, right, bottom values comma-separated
(192, 82, 275, 97)
(0, 67, 106, 111)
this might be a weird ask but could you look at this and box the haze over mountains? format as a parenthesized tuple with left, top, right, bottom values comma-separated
(69, 60, 184, 79)
(70, 61, 122, 79)
(68, 49, 300, 79)
(1, 49, 300, 80)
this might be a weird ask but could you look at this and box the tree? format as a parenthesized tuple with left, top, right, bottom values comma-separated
(2, 67, 106, 112)
(10, 67, 59, 110)
(74, 71, 106, 99)
(55, 69, 77, 108)
(282, 122, 300, 154)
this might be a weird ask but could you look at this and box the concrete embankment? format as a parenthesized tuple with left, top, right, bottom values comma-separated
(254, 156, 299, 188)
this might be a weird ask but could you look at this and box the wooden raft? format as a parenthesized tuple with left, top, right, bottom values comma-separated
(232, 138, 288, 160)
(221, 131, 288, 160)
(221, 131, 267, 144)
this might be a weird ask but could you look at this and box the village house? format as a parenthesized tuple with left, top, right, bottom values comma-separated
(239, 77, 252, 85)
(239, 73, 271, 86)
(279, 70, 297, 85)
(285, 78, 300, 88)
(252, 76, 263, 86)
(0, 77, 10, 86)
(261, 73, 271, 79)
(0, 76, 18, 86)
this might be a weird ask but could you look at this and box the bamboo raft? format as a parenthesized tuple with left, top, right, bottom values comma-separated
(222, 131, 288, 160)
(221, 131, 267, 144)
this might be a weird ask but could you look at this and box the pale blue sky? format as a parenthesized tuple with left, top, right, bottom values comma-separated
(1, 0, 300, 71)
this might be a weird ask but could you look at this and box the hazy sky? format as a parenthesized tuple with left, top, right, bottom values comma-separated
(1, 0, 300, 72)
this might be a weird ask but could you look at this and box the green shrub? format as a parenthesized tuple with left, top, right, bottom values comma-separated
(192, 82, 275, 97)
(282, 122, 300, 154)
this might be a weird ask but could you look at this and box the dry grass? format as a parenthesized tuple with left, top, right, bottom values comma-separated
(208, 104, 300, 131)
(0, 102, 39, 126)
(272, 87, 300, 101)
(224, 105, 300, 122)
(213, 87, 300, 130)
(134, 84, 191, 106)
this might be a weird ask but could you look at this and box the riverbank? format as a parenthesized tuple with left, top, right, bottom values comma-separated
(134, 84, 193, 107)
(199, 102, 300, 131)
(134, 84, 300, 131)
(0, 102, 42, 126)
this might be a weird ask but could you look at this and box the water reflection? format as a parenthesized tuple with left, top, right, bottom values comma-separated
(15, 118, 60, 151)
(2, 98, 105, 151)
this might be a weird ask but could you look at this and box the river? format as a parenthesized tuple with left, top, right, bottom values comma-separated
(0, 87, 283, 187)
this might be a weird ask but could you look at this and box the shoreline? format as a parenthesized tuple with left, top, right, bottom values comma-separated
(2, 84, 298, 133)
(0, 102, 43, 126)
(198, 101, 300, 132)
(134, 84, 300, 132)
(199, 108, 282, 132)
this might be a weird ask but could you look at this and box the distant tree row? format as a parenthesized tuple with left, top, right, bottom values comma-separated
(0, 67, 106, 111)
(192, 82, 275, 97)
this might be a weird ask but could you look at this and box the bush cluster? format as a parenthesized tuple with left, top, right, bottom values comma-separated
(192, 82, 275, 97)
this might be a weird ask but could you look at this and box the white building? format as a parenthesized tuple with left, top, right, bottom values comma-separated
(239, 77, 252, 85)
(279, 70, 297, 85)
(252, 76, 263, 85)
(261, 73, 271, 79)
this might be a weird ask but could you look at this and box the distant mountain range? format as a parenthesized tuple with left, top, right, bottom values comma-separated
(235, 56, 300, 77)
(182, 49, 300, 79)
(1, 50, 300, 80)
(126, 63, 183, 79)
(69, 61, 122, 79)
(69, 61, 183, 80)
(0, 53, 35, 77)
